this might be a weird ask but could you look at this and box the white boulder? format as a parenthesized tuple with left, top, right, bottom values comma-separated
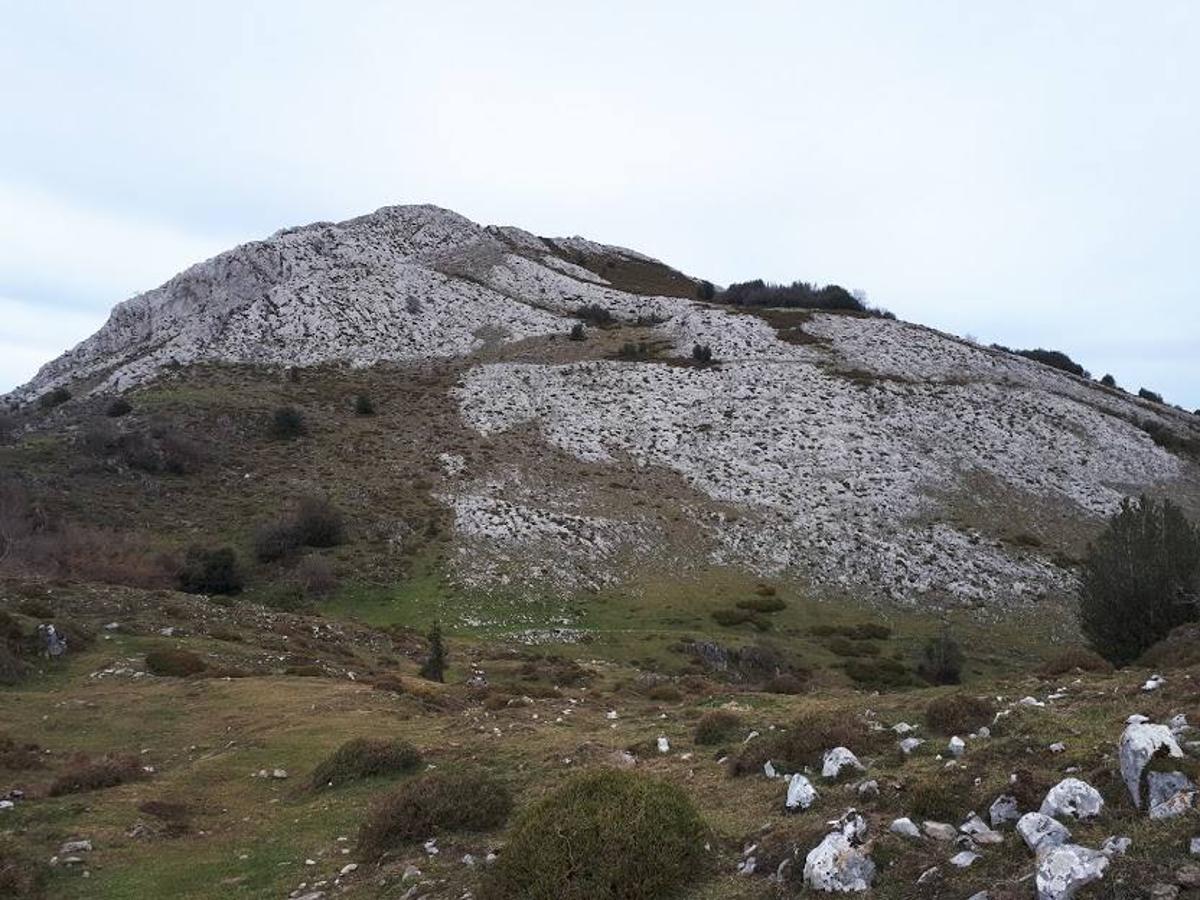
(1017, 812, 1072, 854)
(1035, 843, 1109, 900)
(1040, 778, 1104, 821)
(889, 817, 921, 838)
(1147, 771, 1198, 819)
(1119, 723, 1184, 807)
(804, 832, 875, 893)
(989, 794, 1020, 827)
(822, 747, 864, 779)
(785, 773, 817, 811)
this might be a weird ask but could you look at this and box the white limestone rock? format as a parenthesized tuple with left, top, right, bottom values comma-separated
(1040, 778, 1104, 821)
(1017, 813, 1072, 854)
(890, 817, 921, 838)
(803, 832, 875, 893)
(822, 747, 864, 779)
(1035, 843, 1109, 900)
(1119, 723, 1184, 808)
(785, 773, 817, 812)
(989, 794, 1021, 827)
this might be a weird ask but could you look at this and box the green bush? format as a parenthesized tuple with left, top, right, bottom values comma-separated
(827, 636, 880, 657)
(924, 693, 995, 736)
(736, 595, 787, 613)
(178, 546, 243, 595)
(105, 397, 132, 417)
(730, 709, 876, 776)
(145, 649, 208, 677)
(810, 622, 892, 640)
(844, 657, 914, 690)
(357, 770, 511, 858)
(694, 710, 743, 745)
(917, 631, 964, 684)
(293, 495, 345, 547)
(270, 406, 306, 439)
(419, 622, 447, 682)
(253, 520, 302, 562)
(310, 738, 422, 790)
(761, 672, 807, 694)
(480, 770, 709, 900)
(37, 386, 71, 409)
(1079, 495, 1199, 665)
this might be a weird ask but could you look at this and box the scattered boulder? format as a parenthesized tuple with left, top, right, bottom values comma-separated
(898, 737, 924, 755)
(1017, 812, 1072, 854)
(856, 780, 879, 800)
(1147, 771, 1198, 820)
(947, 736, 966, 757)
(803, 832, 875, 893)
(1119, 723, 1184, 808)
(950, 850, 980, 868)
(822, 747, 864, 779)
(785, 773, 816, 812)
(990, 794, 1020, 827)
(890, 817, 921, 838)
(923, 821, 957, 842)
(1100, 836, 1131, 857)
(1036, 844, 1109, 900)
(1040, 778, 1104, 821)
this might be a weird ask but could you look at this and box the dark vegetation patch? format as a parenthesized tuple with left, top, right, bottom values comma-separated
(677, 639, 803, 685)
(356, 770, 512, 858)
(729, 709, 882, 776)
(693, 710, 743, 745)
(924, 693, 997, 736)
(253, 495, 346, 562)
(480, 769, 709, 900)
(0, 734, 44, 769)
(1140, 622, 1200, 670)
(736, 595, 787, 613)
(1139, 388, 1164, 404)
(0, 834, 48, 898)
(269, 406, 306, 439)
(145, 648, 208, 677)
(710, 607, 770, 630)
(993, 346, 1090, 378)
(916, 632, 964, 685)
(906, 769, 982, 821)
(826, 636, 881, 658)
(810, 622, 892, 640)
(761, 672, 808, 694)
(105, 397, 132, 417)
(353, 393, 375, 416)
(715, 279, 892, 318)
(178, 546, 243, 595)
(843, 657, 915, 690)
(48, 752, 145, 796)
(575, 303, 614, 326)
(138, 799, 192, 836)
(1036, 646, 1114, 678)
(1137, 418, 1200, 456)
(80, 420, 206, 475)
(38, 386, 71, 409)
(310, 737, 422, 790)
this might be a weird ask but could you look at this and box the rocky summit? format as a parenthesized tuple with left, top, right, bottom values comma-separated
(9, 205, 1200, 613)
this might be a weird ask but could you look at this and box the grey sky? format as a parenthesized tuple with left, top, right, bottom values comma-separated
(2, 1, 1197, 407)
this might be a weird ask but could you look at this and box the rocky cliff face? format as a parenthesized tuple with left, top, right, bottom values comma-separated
(13, 204, 1200, 607)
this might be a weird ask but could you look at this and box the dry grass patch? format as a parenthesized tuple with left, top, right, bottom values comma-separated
(924, 693, 996, 736)
(48, 752, 145, 796)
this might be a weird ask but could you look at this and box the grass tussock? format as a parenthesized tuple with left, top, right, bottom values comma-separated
(480, 769, 709, 900)
(48, 752, 145, 796)
(1036, 646, 1114, 678)
(730, 709, 879, 776)
(145, 649, 208, 677)
(357, 770, 511, 858)
(310, 737, 422, 790)
(0, 734, 44, 770)
(694, 710, 743, 745)
(924, 693, 997, 736)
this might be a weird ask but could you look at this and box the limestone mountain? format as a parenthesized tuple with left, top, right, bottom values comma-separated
(7, 204, 1200, 611)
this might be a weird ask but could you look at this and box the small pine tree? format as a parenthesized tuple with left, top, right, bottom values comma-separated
(270, 406, 306, 439)
(1079, 496, 1199, 665)
(569, 322, 586, 342)
(354, 394, 376, 416)
(917, 629, 964, 684)
(1099, 374, 1117, 388)
(419, 621, 447, 683)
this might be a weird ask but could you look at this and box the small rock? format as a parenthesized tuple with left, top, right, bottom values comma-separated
(1100, 836, 1131, 857)
(917, 866, 940, 884)
(990, 794, 1020, 827)
(402, 864, 421, 881)
(785, 773, 817, 812)
(822, 747, 864, 779)
(947, 736, 966, 757)
(271, 768, 289, 779)
(1019, 696, 1046, 707)
(898, 737, 924, 755)
(804, 832, 875, 893)
(0, 801, 13, 812)
(339, 863, 357, 876)
(59, 840, 93, 854)
(764, 760, 777, 779)
(1177, 863, 1200, 887)
(950, 851, 980, 868)
(1036, 843, 1108, 900)
(1190, 836, 1200, 856)
(923, 821, 957, 841)
(656, 736, 670, 754)
(889, 817, 921, 838)
(857, 779, 879, 799)
(1143, 674, 1166, 692)
(1149, 885, 1180, 900)
(1148, 771, 1198, 819)
(893, 722, 917, 735)
(1169, 714, 1190, 734)
(1049, 742, 1066, 753)
(1017, 812, 1072, 854)
(1040, 778, 1104, 821)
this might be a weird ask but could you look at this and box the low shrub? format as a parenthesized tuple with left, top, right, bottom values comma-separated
(645, 683, 682, 703)
(730, 709, 876, 776)
(479, 769, 709, 900)
(1099, 374, 1117, 388)
(0, 734, 44, 770)
(310, 737, 422, 790)
(270, 406, 306, 439)
(1036, 647, 1114, 678)
(294, 555, 338, 598)
(145, 649, 208, 677)
(917, 632, 964, 684)
(843, 657, 914, 689)
(691, 343, 713, 364)
(372, 674, 407, 694)
(569, 322, 586, 342)
(0, 834, 48, 898)
(138, 799, 191, 836)
(48, 752, 144, 796)
(761, 672, 807, 694)
(178, 546, 243, 595)
(0, 638, 28, 686)
(105, 397, 132, 417)
(711, 607, 751, 627)
(253, 520, 302, 562)
(357, 770, 512, 858)
(827, 636, 880, 657)
(575, 303, 613, 326)
(354, 394, 375, 416)
(810, 622, 892, 640)
(907, 770, 979, 821)
(999, 347, 1089, 378)
(924, 693, 996, 736)
(38, 386, 71, 409)
(1140, 623, 1200, 669)
(694, 709, 743, 745)
(1138, 388, 1164, 404)
(293, 496, 345, 547)
(736, 595, 787, 613)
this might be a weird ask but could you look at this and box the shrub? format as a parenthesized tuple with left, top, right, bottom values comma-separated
(737, 595, 787, 613)
(691, 343, 713, 364)
(419, 622, 446, 682)
(0, 637, 28, 687)
(569, 322, 586, 342)
(357, 770, 511, 857)
(145, 649, 208, 677)
(907, 770, 979, 821)
(354, 394, 375, 416)
(1100, 374, 1117, 388)
(178, 546, 243, 595)
(105, 397, 133, 417)
(617, 341, 650, 360)
(48, 752, 144, 796)
(480, 769, 709, 900)
(717, 279, 866, 313)
(0, 834, 48, 898)
(645, 683, 682, 702)
(694, 710, 743, 745)
(576, 303, 613, 326)
(310, 737, 422, 790)
(1140, 623, 1200, 669)
(925, 693, 996, 736)
(1138, 388, 1164, 404)
(295, 555, 338, 598)
(37, 386, 71, 409)
(917, 631, 964, 684)
(711, 607, 752, 627)
(270, 406, 306, 439)
(696, 280, 715, 301)
(1003, 347, 1089, 378)
(1036, 647, 1114, 678)
(293, 496, 345, 548)
(253, 520, 302, 562)
(0, 734, 44, 770)
(261, 583, 311, 612)
(827, 636, 880, 657)
(730, 709, 875, 776)
(1079, 496, 1199, 665)
(844, 657, 914, 689)
(762, 672, 807, 694)
(810, 622, 892, 640)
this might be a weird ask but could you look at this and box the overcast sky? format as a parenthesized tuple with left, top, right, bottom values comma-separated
(2, 1, 1197, 407)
